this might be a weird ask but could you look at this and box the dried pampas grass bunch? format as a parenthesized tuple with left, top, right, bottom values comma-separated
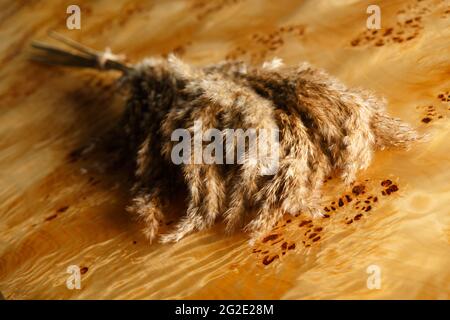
(32, 32, 421, 244)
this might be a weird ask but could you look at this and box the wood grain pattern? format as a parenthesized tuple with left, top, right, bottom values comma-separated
(0, 0, 449, 299)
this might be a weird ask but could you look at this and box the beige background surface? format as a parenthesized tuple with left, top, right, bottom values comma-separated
(0, 0, 449, 299)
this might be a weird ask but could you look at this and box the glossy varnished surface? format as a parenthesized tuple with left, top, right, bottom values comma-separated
(0, 0, 449, 299)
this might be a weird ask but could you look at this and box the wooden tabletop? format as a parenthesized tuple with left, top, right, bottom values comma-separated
(0, 0, 449, 299)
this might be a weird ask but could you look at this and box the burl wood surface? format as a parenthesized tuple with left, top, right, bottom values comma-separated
(0, 0, 449, 299)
